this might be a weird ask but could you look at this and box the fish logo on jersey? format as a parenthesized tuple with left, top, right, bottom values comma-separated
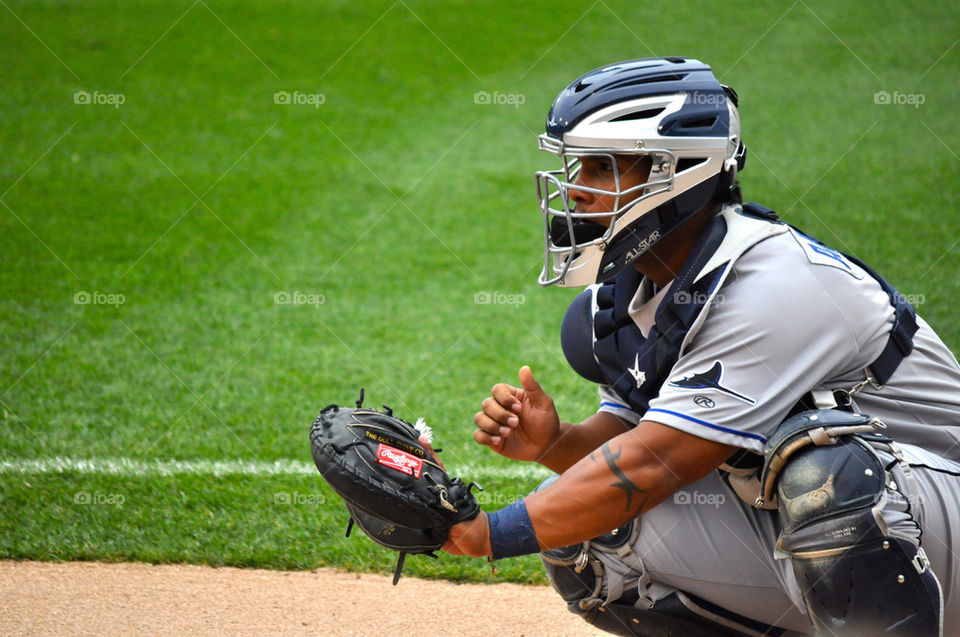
(628, 353, 646, 388)
(668, 361, 756, 405)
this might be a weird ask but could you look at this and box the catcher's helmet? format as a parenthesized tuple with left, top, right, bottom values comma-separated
(536, 57, 746, 287)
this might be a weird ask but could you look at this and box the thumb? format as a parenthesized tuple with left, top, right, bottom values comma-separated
(518, 366, 549, 405)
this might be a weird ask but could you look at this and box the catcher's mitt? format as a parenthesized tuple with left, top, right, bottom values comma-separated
(309, 389, 481, 584)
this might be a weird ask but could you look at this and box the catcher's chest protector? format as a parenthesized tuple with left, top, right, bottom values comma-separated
(562, 204, 918, 416)
(589, 214, 728, 414)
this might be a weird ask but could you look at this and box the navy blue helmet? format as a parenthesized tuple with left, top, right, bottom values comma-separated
(535, 57, 746, 286)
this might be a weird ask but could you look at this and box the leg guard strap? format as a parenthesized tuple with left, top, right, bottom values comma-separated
(573, 592, 774, 637)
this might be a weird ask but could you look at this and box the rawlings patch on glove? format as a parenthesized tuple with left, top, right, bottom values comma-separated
(309, 389, 481, 583)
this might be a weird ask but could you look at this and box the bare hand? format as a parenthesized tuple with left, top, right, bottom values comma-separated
(473, 366, 560, 462)
(443, 512, 491, 557)
(422, 437, 491, 557)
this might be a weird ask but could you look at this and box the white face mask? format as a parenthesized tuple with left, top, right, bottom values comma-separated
(534, 92, 744, 288)
(535, 141, 674, 287)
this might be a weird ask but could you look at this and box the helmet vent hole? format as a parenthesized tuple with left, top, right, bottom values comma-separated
(610, 107, 666, 122)
(676, 157, 707, 173)
(610, 73, 687, 89)
(681, 116, 717, 129)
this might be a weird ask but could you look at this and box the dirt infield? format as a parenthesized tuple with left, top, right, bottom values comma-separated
(1, 561, 606, 636)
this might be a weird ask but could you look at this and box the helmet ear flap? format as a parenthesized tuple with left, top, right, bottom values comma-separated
(721, 90, 744, 177)
(722, 85, 746, 173)
(714, 142, 745, 204)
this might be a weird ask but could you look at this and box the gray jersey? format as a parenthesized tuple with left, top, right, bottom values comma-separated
(598, 225, 960, 461)
(581, 223, 960, 633)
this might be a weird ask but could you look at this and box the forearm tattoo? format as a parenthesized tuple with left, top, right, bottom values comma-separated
(600, 443, 648, 512)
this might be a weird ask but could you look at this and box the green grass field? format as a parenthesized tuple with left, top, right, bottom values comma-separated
(2, 0, 958, 584)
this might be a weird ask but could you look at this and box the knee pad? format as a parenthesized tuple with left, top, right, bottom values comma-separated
(761, 409, 943, 636)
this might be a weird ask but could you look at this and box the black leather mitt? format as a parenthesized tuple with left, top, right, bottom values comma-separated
(309, 391, 481, 583)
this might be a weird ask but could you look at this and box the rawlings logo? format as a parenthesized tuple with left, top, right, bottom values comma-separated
(376, 444, 424, 478)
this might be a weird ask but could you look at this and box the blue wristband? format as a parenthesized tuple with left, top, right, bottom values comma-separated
(487, 498, 540, 560)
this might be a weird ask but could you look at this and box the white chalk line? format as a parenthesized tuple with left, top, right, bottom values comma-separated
(0, 456, 552, 481)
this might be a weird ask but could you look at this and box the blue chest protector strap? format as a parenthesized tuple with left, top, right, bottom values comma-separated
(741, 202, 918, 386)
(844, 254, 918, 385)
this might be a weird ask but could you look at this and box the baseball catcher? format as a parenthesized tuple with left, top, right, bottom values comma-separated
(309, 389, 481, 584)
(439, 57, 960, 637)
